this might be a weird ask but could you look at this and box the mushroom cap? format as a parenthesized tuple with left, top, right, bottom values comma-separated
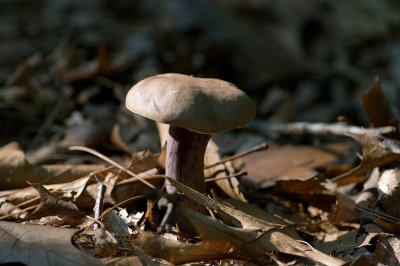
(125, 73, 256, 134)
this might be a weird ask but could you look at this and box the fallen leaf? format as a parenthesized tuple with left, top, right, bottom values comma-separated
(0, 221, 102, 266)
(131, 228, 237, 264)
(2, 176, 92, 211)
(166, 177, 345, 265)
(316, 223, 383, 262)
(204, 140, 247, 202)
(272, 176, 337, 211)
(183, 208, 344, 265)
(377, 168, 400, 218)
(361, 75, 400, 140)
(19, 183, 86, 224)
(332, 133, 400, 185)
(242, 143, 351, 188)
(374, 234, 400, 264)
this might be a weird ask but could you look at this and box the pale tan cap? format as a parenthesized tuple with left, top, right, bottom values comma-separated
(125, 73, 256, 134)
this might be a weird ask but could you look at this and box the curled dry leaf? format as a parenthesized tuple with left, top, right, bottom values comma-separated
(132, 208, 272, 265)
(373, 234, 400, 264)
(102, 210, 130, 236)
(166, 177, 345, 265)
(316, 223, 384, 262)
(132, 207, 345, 265)
(332, 133, 400, 185)
(204, 140, 247, 202)
(361, 75, 400, 140)
(19, 183, 86, 224)
(1, 175, 92, 215)
(0, 221, 102, 266)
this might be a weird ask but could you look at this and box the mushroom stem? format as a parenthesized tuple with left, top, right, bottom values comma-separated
(166, 125, 211, 203)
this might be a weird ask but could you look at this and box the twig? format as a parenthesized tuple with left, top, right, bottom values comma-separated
(204, 142, 268, 169)
(69, 146, 155, 189)
(85, 195, 145, 229)
(157, 202, 174, 233)
(248, 120, 395, 137)
(205, 171, 247, 182)
(93, 182, 106, 230)
(86, 215, 105, 230)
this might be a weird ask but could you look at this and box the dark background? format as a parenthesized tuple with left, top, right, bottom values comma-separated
(1, 0, 400, 154)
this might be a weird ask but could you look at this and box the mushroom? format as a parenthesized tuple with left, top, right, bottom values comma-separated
(125, 73, 255, 211)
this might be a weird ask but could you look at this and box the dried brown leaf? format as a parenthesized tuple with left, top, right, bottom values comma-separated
(273, 177, 337, 211)
(333, 133, 400, 185)
(378, 168, 400, 219)
(167, 177, 345, 265)
(131, 228, 236, 264)
(242, 143, 351, 188)
(361, 75, 400, 140)
(316, 223, 383, 262)
(184, 208, 344, 265)
(204, 140, 247, 202)
(374, 234, 400, 264)
(19, 183, 86, 224)
(0, 221, 102, 266)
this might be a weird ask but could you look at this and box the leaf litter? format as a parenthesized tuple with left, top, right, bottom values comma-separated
(1, 2, 400, 264)
(1, 76, 400, 265)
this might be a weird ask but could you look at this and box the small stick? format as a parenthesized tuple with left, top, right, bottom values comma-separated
(85, 195, 145, 229)
(204, 142, 268, 169)
(93, 181, 106, 230)
(86, 215, 105, 230)
(157, 202, 174, 233)
(248, 120, 395, 137)
(69, 146, 155, 189)
(205, 171, 247, 182)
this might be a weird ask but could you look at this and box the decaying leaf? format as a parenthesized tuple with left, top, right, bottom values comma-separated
(373, 234, 400, 264)
(273, 176, 337, 211)
(167, 177, 284, 231)
(378, 168, 400, 219)
(361, 75, 400, 140)
(102, 210, 130, 236)
(242, 143, 351, 188)
(204, 140, 247, 202)
(19, 183, 86, 224)
(131, 228, 236, 264)
(0, 221, 102, 266)
(333, 133, 400, 185)
(133, 206, 344, 265)
(166, 177, 345, 265)
(316, 223, 384, 262)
